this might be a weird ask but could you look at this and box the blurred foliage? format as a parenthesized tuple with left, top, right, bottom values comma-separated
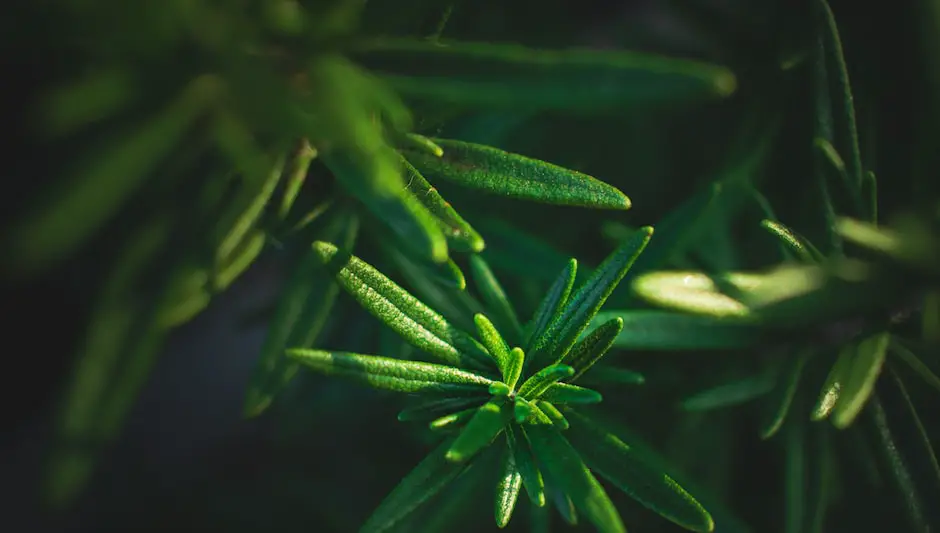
(2, 0, 939, 532)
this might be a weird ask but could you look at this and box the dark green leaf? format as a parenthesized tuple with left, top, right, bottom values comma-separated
(359, 438, 470, 533)
(565, 411, 714, 533)
(430, 407, 480, 432)
(381, 238, 467, 290)
(830, 332, 889, 428)
(890, 337, 940, 393)
(578, 366, 646, 386)
(760, 219, 821, 264)
(511, 426, 546, 507)
(495, 438, 523, 528)
(474, 314, 512, 378)
(531, 227, 652, 365)
(526, 259, 578, 350)
(244, 211, 358, 417)
(446, 400, 510, 462)
(519, 364, 575, 400)
(398, 396, 489, 422)
(592, 310, 763, 351)
(287, 349, 493, 394)
(277, 140, 317, 220)
(526, 425, 626, 533)
(352, 38, 736, 112)
(311, 241, 492, 370)
(681, 374, 776, 412)
(760, 350, 810, 439)
(541, 383, 603, 405)
(811, 344, 855, 421)
(562, 318, 623, 380)
(536, 401, 570, 430)
(469, 255, 524, 346)
(783, 416, 832, 533)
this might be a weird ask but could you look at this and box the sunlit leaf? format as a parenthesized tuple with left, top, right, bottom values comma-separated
(495, 438, 523, 528)
(519, 364, 575, 400)
(540, 383, 603, 405)
(562, 318, 623, 380)
(830, 332, 889, 428)
(526, 259, 578, 350)
(511, 426, 546, 507)
(446, 400, 510, 462)
(474, 314, 511, 378)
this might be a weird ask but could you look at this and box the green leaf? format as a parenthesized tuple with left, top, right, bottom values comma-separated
(562, 318, 623, 381)
(890, 337, 940, 394)
(430, 407, 480, 432)
(760, 219, 822, 264)
(590, 310, 764, 350)
(489, 381, 513, 397)
(401, 156, 485, 253)
(760, 350, 810, 439)
(351, 38, 736, 112)
(359, 438, 470, 533)
(565, 411, 715, 533)
(536, 401, 570, 430)
(541, 383, 603, 405)
(472, 216, 572, 282)
(446, 400, 510, 462)
(811, 344, 855, 421)
(837, 216, 940, 274)
(407, 139, 631, 210)
(495, 438, 523, 528)
(578, 366, 646, 387)
(311, 241, 492, 370)
(287, 349, 493, 394)
(526, 259, 578, 350)
(469, 255, 524, 346)
(830, 332, 890, 429)
(505, 348, 525, 391)
(519, 364, 575, 400)
(531, 227, 652, 365)
(783, 416, 832, 533)
(474, 314, 512, 378)
(394, 131, 445, 157)
(681, 374, 776, 412)
(864, 367, 940, 531)
(381, 238, 467, 291)
(398, 396, 489, 422)
(511, 426, 546, 507)
(277, 140, 317, 221)
(8, 76, 213, 277)
(215, 152, 286, 263)
(324, 148, 448, 263)
(924, 290, 940, 342)
(526, 425, 626, 533)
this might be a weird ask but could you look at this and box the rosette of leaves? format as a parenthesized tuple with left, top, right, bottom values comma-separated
(279, 229, 717, 533)
(19, 0, 739, 507)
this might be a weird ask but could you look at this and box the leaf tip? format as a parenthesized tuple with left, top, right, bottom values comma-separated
(713, 70, 737, 97)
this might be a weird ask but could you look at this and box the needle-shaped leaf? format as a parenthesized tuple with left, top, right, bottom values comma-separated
(632, 271, 752, 319)
(214, 152, 286, 262)
(360, 438, 470, 533)
(398, 396, 488, 422)
(495, 439, 524, 528)
(565, 410, 715, 533)
(446, 400, 510, 462)
(401, 156, 485, 253)
(430, 407, 480, 432)
(837, 216, 940, 274)
(531, 227, 652, 364)
(864, 367, 940, 532)
(287, 349, 493, 394)
(783, 415, 832, 533)
(381, 237, 466, 290)
(526, 425, 626, 533)
(393, 131, 445, 157)
(505, 348, 525, 391)
(324, 148, 448, 263)
(407, 139, 631, 211)
(471, 216, 573, 282)
(350, 38, 735, 112)
(526, 259, 578, 350)
(681, 374, 776, 412)
(578, 366, 646, 387)
(890, 338, 940, 393)
(830, 332, 890, 428)
(519, 364, 575, 400)
(541, 383, 603, 404)
(474, 314, 512, 377)
(760, 219, 822, 264)
(811, 344, 855, 421)
(511, 426, 546, 507)
(490, 382, 513, 396)
(536, 401, 570, 430)
(563, 318, 623, 380)
(590, 310, 764, 350)
(469, 255, 524, 345)
(924, 290, 940, 342)
(760, 350, 810, 439)
(243, 211, 358, 417)
(310, 241, 492, 370)
(277, 140, 317, 220)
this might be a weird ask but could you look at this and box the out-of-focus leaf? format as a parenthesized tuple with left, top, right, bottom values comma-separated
(446, 400, 510, 462)
(406, 138, 631, 210)
(469, 255, 524, 346)
(351, 38, 736, 111)
(760, 350, 810, 439)
(590, 310, 764, 350)
(681, 374, 776, 412)
(830, 332, 889, 428)
(401, 157, 485, 253)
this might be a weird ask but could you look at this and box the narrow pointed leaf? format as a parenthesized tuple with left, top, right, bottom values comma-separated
(215, 152, 286, 262)
(632, 271, 751, 319)
(812, 344, 854, 421)
(579, 366, 646, 386)
(430, 407, 480, 432)
(541, 383, 603, 405)
(519, 364, 575, 400)
(446, 400, 510, 462)
(760, 350, 810, 439)
(311, 241, 492, 370)
(382, 238, 466, 290)
(351, 38, 736, 111)
(287, 349, 492, 394)
(864, 367, 940, 531)
(924, 290, 940, 342)
(277, 140, 317, 220)
(783, 415, 832, 533)
(468, 255, 524, 345)
(409, 139, 630, 211)
(401, 156, 485, 252)
(563, 318, 623, 380)
(474, 314, 513, 375)
(760, 219, 820, 264)
(536, 401, 570, 430)
(324, 148, 448, 263)
(890, 338, 940, 393)
(490, 382, 512, 397)
(398, 396, 488, 422)
(590, 310, 764, 350)
(526, 425, 626, 533)
(566, 410, 715, 533)
(681, 374, 776, 412)
(532, 227, 653, 364)
(395, 131, 445, 157)
(526, 259, 578, 350)
(505, 347, 525, 391)
(831, 332, 890, 428)
(511, 426, 546, 507)
(495, 440, 523, 528)
(514, 398, 536, 424)
(837, 217, 940, 273)
(359, 438, 470, 533)
(472, 216, 573, 282)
